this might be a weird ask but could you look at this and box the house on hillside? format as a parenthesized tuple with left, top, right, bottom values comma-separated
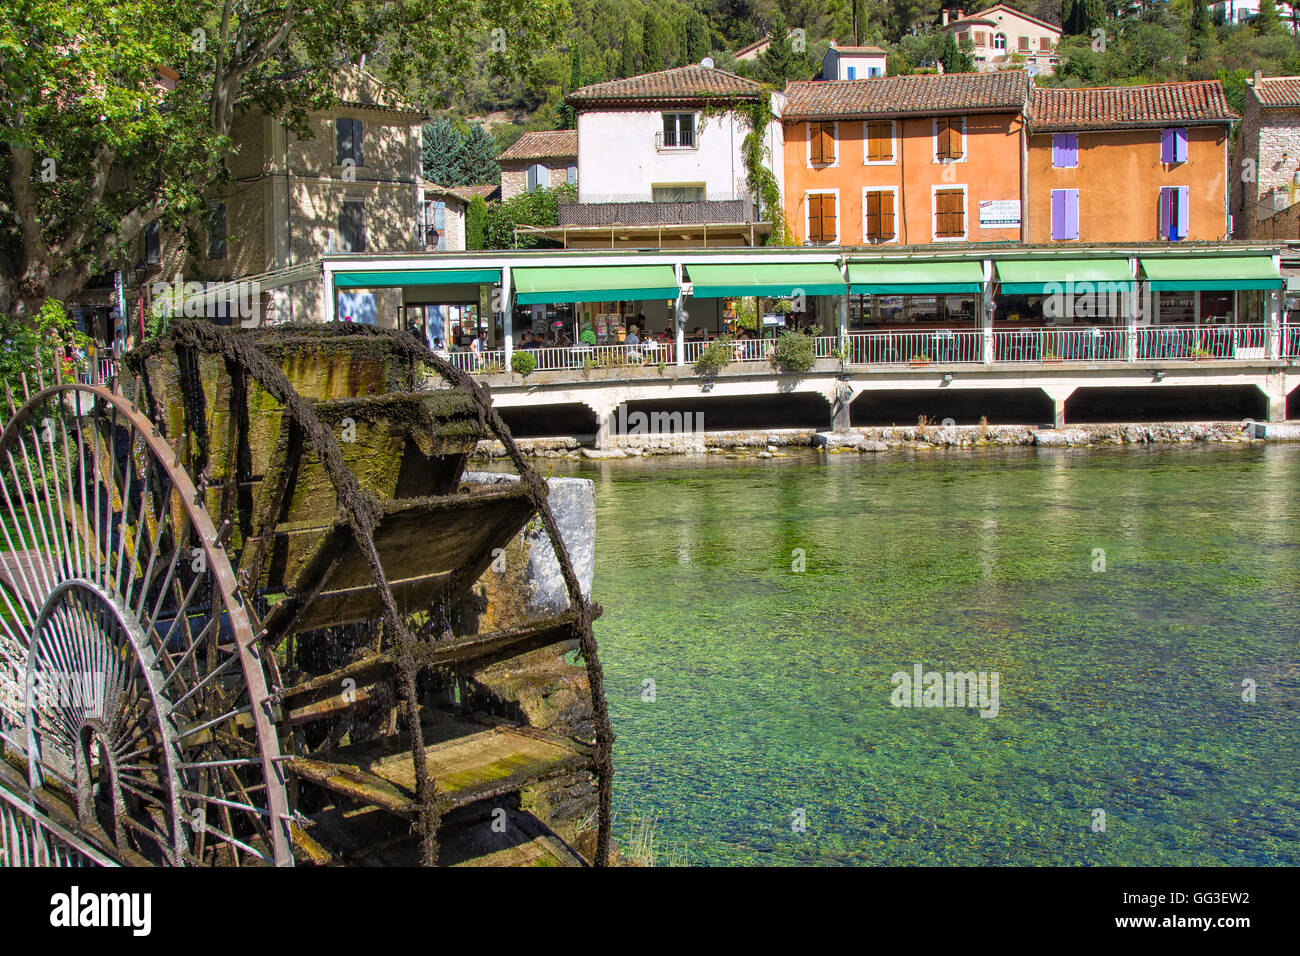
(939, 5, 1060, 76)
(1234, 72, 1300, 240)
(542, 64, 785, 248)
(821, 42, 888, 80)
(497, 130, 577, 201)
(734, 36, 772, 61)
(782, 71, 1029, 246)
(1212, 0, 1300, 32)
(1027, 81, 1235, 244)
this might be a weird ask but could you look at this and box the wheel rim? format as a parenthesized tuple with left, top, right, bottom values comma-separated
(0, 380, 292, 866)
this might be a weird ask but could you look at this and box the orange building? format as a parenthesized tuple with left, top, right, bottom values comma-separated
(782, 72, 1029, 247)
(1026, 82, 1236, 244)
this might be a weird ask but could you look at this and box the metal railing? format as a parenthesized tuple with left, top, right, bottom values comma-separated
(847, 329, 984, 366)
(992, 326, 1127, 363)
(443, 349, 505, 373)
(1285, 322, 1300, 359)
(558, 197, 757, 227)
(1136, 324, 1269, 360)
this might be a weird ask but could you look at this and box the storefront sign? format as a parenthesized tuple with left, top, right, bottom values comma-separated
(979, 200, 1021, 228)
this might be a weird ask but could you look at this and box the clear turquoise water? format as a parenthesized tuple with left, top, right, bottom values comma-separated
(557, 444, 1300, 865)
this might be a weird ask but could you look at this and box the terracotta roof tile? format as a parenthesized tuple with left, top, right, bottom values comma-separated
(498, 129, 578, 162)
(1251, 76, 1300, 109)
(783, 71, 1028, 119)
(1029, 81, 1236, 131)
(569, 65, 763, 105)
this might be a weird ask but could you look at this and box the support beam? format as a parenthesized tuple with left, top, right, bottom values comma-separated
(674, 262, 685, 367)
(1041, 384, 1076, 429)
(500, 266, 513, 365)
(1259, 373, 1289, 423)
(981, 259, 994, 364)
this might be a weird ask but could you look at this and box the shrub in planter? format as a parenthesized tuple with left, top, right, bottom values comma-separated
(511, 350, 537, 376)
(770, 329, 816, 373)
(693, 335, 734, 377)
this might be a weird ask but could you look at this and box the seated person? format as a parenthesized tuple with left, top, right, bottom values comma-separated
(580, 323, 597, 346)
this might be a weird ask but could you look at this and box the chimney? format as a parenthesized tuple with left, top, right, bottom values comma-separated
(1254, 69, 1264, 86)
(942, 9, 949, 25)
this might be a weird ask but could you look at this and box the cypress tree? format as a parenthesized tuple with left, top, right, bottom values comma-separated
(620, 20, 636, 77)
(642, 10, 663, 72)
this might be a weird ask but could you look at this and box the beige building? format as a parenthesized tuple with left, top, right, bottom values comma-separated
(940, 5, 1060, 76)
(498, 130, 578, 201)
(113, 67, 430, 333)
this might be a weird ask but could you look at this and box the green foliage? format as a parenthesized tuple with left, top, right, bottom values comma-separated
(755, 15, 816, 84)
(692, 335, 734, 377)
(770, 328, 816, 373)
(466, 195, 488, 250)
(511, 349, 538, 376)
(0, 300, 90, 395)
(621, 20, 638, 77)
(456, 124, 500, 186)
(483, 183, 578, 249)
(1063, 0, 1106, 37)
(1257, 0, 1283, 35)
(643, 9, 665, 71)
(423, 118, 499, 186)
(686, 10, 711, 63)
(940, 30, 974, 73)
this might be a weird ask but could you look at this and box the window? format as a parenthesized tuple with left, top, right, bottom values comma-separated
(974, 31, 987, 46)
(1051, 188, 1079, 240)
(1039, 36, 1052, 52)
(661, 112, 695, 148)
(526, 164, 550, 193)
(567, 164, 577, 185)
(847, 66, 857, 79)
(144, 221, 160, 265)
(809, 121, 837, 165)
(652, 184, 705, 202)
(1159, 186, 1190, 241)
(206, 203, 226, 260)
(339, 200, 366, 253)
(430, 200, 447, 251)
(993, 33, 1007, 50)
(933, 188, 966, 239)
(336, 118, 363, 167)
(1161, 127, 1188, 164)
(1052, 133, 1078, 168)
(865, 120, 895, 164)
(807, 192, 838, 244)
(863, 189, 896, 243)
(1018, 36, 1030, 52)
(935, 116, 965, 161)
(868, 66, 882, 77)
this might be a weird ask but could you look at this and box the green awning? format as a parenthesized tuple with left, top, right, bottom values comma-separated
(512, 265, 679, 304)
(847, 260, 984, 295)
(333, 268, 501, 289)
(996, 259, 1133, 295)
(1140, 256, 1281, 291)
(686, 262, 846, 298)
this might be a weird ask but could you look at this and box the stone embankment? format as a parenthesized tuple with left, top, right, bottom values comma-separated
(472, 422, 1300, 460)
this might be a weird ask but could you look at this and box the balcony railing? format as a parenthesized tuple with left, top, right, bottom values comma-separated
(559, 197, 759, 227)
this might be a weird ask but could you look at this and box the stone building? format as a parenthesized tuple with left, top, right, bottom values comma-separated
(91, 66, 432, 337)
(497, 130, 577, 201)
(1233, 72, 1300, 240)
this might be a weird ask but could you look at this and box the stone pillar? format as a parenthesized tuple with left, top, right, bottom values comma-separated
(323, 269, 337, 323)
(587, 397, 621, 449)
(831, 381, 854, 433)
(1041, 384, 1075, 429)
(1127, 262, 1140, 363)
(1268, 288, 1282, 360)
(1259, 373, 1289, 423)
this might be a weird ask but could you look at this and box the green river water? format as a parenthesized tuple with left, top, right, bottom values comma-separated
(551, 444, 1300, 866)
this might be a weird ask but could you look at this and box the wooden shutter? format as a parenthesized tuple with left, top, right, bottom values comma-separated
(880, 192, 895, 240)
(820, 194, 837, 242)
(865, 191, 880, 241)
(937, 118, 961, 160)
(867, 121, 892, 162)
(811, 122, 834, 164)
(936, 189, 963, 238)
(808, 194, 824, 243)
(809, 123, 823, 164)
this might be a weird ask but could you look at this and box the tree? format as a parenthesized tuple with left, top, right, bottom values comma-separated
(0, 0, 565, 322)
(1257, 0, 1283, 35)
(756, 15, 815, 84)
(940, 30, 974, 73)
(1189, 0, 1212, 40)
(686, 11, 712, 64)
(465, 195, 488, 250)
(455, 124, 499, 186)
(620, 21, 638, 78)
(642, 10, 665, 72)
(1063, 0, 1105, 37)
(483, 183, 577, 249)
(423, 117, 466, 185)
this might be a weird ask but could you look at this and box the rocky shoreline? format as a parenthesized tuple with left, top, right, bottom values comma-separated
(473, 421, 1300, 460)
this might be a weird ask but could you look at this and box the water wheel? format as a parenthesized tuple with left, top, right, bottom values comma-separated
(0, 373, 291, 866)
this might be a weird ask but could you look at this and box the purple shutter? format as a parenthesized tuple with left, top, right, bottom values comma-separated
(1174, 128, 1188, 163)
(1176, 186, 1190, 239)
(1051, 189, 1067, 239)
(1065, 189, 1079, 239)
(1159, 187, 1171, 239)
(1053, 133, 1077, 168)
(1161, 128, 1174, 164)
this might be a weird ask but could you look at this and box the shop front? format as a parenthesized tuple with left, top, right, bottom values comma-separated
(846, 260, 985, 364)
(1137, 256, 1282, 360)
(993, 258, 1133, 362)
